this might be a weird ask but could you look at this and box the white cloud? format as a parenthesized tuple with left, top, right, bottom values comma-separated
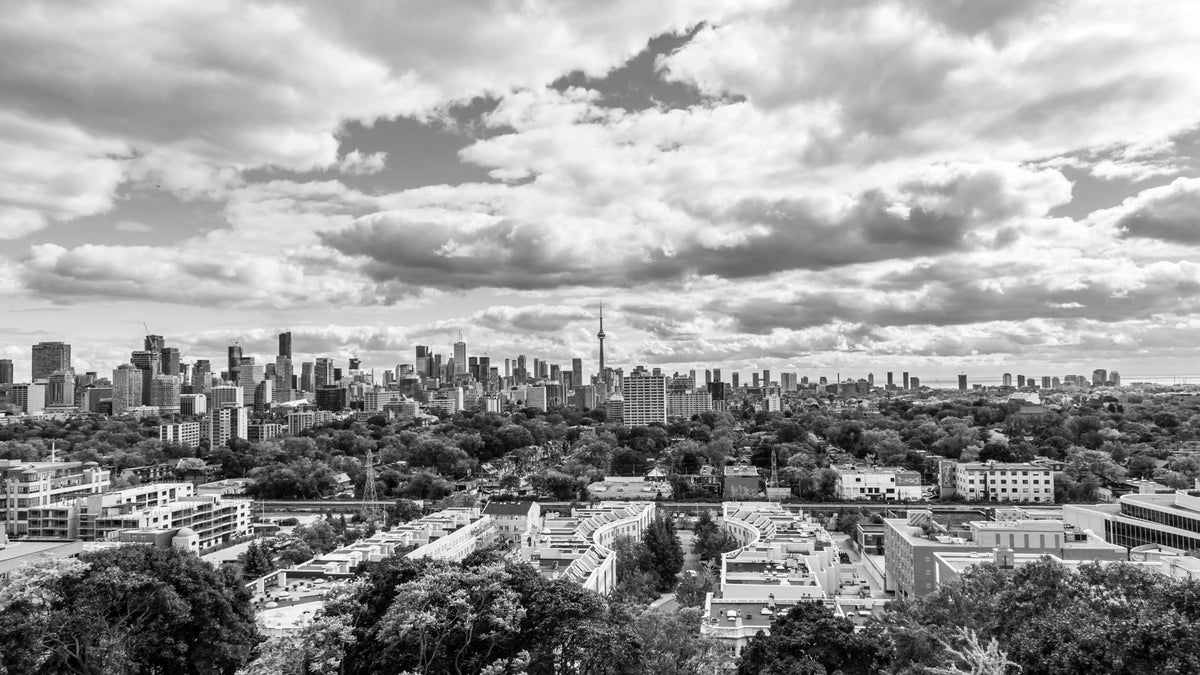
(114, 220, 153, 233)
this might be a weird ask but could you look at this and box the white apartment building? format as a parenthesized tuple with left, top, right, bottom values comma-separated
(667, 390, 713, 418)
(834, 466, 923, 501)
(160, 422, 201, 449)
(951, 461, 1055, 503)
(26, 482, 252, 550)
(1, 460, 111, 535)
(623, 371, 666, 427)
(287, 411, 316, 435)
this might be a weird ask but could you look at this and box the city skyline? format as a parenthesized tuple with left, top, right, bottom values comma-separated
(4, 3, 1200, 381)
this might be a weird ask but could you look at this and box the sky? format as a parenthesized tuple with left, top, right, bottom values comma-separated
(4, 0, 1200, 384)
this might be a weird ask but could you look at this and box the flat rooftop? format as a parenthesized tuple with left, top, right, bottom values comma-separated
(0, 540, 84, 575)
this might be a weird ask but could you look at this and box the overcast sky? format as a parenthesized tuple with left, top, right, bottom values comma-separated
(3, 1, 1200, 383)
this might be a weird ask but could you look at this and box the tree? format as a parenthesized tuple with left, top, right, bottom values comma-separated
(736, 602, 891, 675)
(692, 510, 740, 562)
(634, 609, 730, 675)
(0, 546, 259, 675)
(642, 514, 684, 592)
(239, 539, 276, 579)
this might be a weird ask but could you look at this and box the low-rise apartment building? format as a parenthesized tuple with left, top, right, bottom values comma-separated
(23, 482, 251, 551)
(1, 459, 111, 535)
(834, 466, 922, 501)
(942, 460, 1055, 503)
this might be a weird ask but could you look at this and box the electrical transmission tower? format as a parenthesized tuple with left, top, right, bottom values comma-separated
(362, 449, 383, 525)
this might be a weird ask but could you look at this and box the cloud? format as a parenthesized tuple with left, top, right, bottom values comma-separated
(336, 150, 387, 176)
(323, 160, 1069, 290)
(114, 220, 153, 233)
(1108, 177, 1200, 244)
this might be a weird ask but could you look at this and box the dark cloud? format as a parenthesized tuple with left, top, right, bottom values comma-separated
(711, 267, 1200, 334)
(325, 164, 1043, 292)
(1115, 179, 1200, 243)
(552, 26, 738, 112)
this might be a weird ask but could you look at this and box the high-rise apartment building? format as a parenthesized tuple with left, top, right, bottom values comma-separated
(902, 371, 910, 390)
(150, 375, 182, 414)
(623, 369, 667, 427)
(192, 359, 212, 391)
(958, 374, 968, 390)
(1002, 373, 1012, 387)
(31, 341, 71, 381)
(0, 359, 13, 385)
(111, 364, 143, 415)
(1093, 369, 1108, 386)
(315, 357, 334, 389)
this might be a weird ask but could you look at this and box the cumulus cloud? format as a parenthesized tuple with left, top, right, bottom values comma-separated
(336, 150, 388, 175)
(1107, 177, 1200, 244)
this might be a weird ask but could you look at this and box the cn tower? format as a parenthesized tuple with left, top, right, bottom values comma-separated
(597, 303, 607, 386)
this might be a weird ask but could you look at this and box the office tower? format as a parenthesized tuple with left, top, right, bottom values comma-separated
(315, 358, 334, 389)
(1110, 371, 1121, 387)
(254, 380, 273, 413)
(1092, 369, 1107, 386)
(713, 368, 722, 383)
(238, 359, 264, 405)
(597, 304, 607, 386)
(349, 357, 361, 371)
(111, 363, 143, 415)
(454, 337, 467, 375)
(333, 367, 343, 382)
(1042, 376, 1051, 389)
(160, 347, 180, 376)
(762, 369, 771, 387)
(516, 355, 527, 383)
(1017, 375, 1026, 388)
(274, 355, 293, 400)
(192, 359, 212, 391)
(278, 331, 292, 359)
(415, 345, 431, 377)
(910, 376, 921, 389)
(958, 374, 967, 390)
(504, 359, 512, 378)
(623, 370, 667, 427)
(209, 384, 244, 408)
(902, 372, 910, 390)
(1052, 376, 1062, 388)
(732, 373, 739, 389)
(179, 394, 207, 416)
(31, 341, 71, 381)
(1002, 373, 1012, 387)
(300, 362, 314, 392)
(572, 358, 583, 390)
(144, 334, 164, 353)
(867, 373, 874, 388)
(315, 385, 347, 411)
(705, 370, 713, 386)
(227, 344, 242, 377)
(46, 369, 75, 406)
(150, 375, 182, 414)
(130, 349, 161, 405)
(478, 356, 491, 384)
(550, 364, 561, 383)
(0, 359, 12, 385)
(9, 383, 47, 415)
(887, 372, 894, 388)
(752, 373, 760, 388)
